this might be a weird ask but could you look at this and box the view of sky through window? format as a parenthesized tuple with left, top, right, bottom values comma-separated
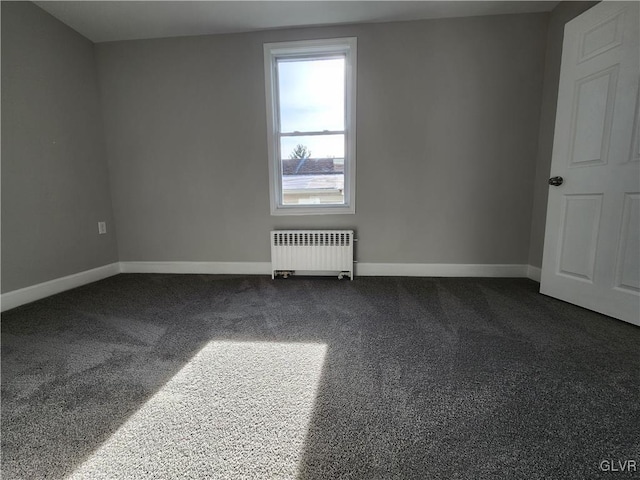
(277, 57, 345, 160)
(280, 135, 345, 160)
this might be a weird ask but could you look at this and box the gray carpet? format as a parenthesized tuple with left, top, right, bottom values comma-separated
(1, 274, 639, 479)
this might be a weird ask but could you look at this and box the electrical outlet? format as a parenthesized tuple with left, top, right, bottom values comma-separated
(98, 221, 107, 235)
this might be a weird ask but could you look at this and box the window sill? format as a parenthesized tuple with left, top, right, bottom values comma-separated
(270, 205, 355, 216)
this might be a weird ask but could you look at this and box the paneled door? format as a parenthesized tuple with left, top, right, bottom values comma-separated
(541, 2, 640, 326)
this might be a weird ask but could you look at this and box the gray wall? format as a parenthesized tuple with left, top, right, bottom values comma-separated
(528, 1, 598, 268)
(1, 2, 118, 293)
(96, 13, 548, 265)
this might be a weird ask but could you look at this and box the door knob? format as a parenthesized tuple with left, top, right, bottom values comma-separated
(548, 176, 563, 186)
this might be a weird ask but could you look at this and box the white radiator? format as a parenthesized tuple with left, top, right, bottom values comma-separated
(271, 230, 354, 280)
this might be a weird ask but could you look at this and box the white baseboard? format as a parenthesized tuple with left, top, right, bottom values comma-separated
(1, 263, 121, 312)
(527, 265, 542, 282)
(119, 261, 272, 275)
(356, 263, 529, 277)
(120, 261, 529, 278)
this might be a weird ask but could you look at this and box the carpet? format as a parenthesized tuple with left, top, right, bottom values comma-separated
(1, 274, 639, 479)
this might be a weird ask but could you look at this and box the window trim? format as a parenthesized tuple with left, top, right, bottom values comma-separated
(263, 37, 357, 216)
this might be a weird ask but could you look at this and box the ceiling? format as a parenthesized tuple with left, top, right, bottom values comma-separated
(35, 1, 559, 43)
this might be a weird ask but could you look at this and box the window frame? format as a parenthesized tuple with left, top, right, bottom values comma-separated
(263, 37, 357, 216)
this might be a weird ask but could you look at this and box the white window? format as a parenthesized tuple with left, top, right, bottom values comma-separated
(264, 38, 357, 215)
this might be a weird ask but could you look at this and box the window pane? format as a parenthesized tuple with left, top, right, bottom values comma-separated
(280, 135, 344, 160)
(278, 57, 345, 133)
(280, 134, 345, 206)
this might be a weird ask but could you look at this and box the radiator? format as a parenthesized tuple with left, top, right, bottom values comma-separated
(271, 230, 354, 280)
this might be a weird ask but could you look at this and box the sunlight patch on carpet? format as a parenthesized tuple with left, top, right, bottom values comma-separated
(67, 341, 327, 479)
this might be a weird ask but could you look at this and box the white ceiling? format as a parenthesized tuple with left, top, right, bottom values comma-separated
(35, 1, 558, 43)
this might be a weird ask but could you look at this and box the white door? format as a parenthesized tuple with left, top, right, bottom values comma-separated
(541, 1, 640, 326)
